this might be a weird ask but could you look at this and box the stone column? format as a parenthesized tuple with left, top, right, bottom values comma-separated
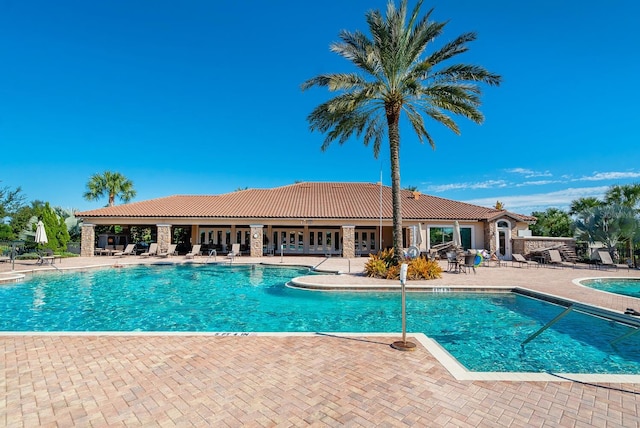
(157, 224, 172, 254)
(81, 223, 95, 257)
(250, 225, 264, 257)
(406, 226, 414, 247)
(342, 225, 355, 258)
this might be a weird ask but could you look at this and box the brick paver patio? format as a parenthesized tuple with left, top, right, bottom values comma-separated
(1, 256, 640, 426)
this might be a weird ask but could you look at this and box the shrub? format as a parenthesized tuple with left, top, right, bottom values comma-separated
(364, 257, 387, 278)
(364, 251, 442, 280)
(407, 257, 442, 280)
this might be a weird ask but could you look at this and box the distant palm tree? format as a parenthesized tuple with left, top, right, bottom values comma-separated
(569, 197, 602, 216)
(604, 183, 640, 263)
(83, 171, 136, 207)
(302, 0, 500, 261)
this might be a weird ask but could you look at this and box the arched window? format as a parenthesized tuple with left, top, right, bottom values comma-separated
(497, 220, 509, 228)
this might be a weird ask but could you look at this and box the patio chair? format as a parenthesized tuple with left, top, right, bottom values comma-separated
(446, 251, 460, 272)
(459, 253, 476, 274)
(512, 253, 539, 268)
(226, 243, 241, 261)
(114, 244, 136, 257)
(157, 244, 177, 258)
(140, 243, 158, 257)
(597, 250, 630, 271)
(185, 244, 201, 259)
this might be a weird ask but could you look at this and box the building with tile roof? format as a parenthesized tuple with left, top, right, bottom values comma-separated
(76, 182, 535, 259)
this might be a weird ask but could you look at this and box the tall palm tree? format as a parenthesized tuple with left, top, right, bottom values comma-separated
(83, 171, 136, 207)
(302, 0, 500, 261)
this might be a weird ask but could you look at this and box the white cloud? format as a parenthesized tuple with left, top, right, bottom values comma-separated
(464, 186, 610, 213)
(515, 180, 560, 187)
(505, 168, 552, 178)
(426, 179, 507, 193)
(574, 171, 640, 182)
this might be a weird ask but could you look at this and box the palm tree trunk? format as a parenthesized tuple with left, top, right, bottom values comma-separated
(387, 108, 403, 263)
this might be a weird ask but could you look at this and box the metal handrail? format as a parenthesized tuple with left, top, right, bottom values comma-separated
(205, 249, 217, 263)
(522, 305, 574, 347)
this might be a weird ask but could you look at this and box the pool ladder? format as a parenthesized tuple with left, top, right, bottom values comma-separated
(205, 249, 217, 263)
(521, 305, 574, 347)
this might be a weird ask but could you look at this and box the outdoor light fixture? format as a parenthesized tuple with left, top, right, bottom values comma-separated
(391, 263, 417, 351)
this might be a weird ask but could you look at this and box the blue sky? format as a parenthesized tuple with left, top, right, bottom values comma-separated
(1, 0, 639, 215)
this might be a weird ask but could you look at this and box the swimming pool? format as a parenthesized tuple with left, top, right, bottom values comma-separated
(579, 277, 640, 299)
(2, 264, 640, 374)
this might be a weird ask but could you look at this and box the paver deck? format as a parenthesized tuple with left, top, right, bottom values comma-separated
(2, 255, 640, 426)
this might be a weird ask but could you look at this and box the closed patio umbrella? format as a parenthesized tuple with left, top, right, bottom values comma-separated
(416, 223, 423, 249)
(453, 221, 461, 248)
(35, 220, 48, 244)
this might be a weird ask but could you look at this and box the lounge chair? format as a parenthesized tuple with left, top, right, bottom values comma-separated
(114, 244, 136, 257)
(140, 243, 158, 257)
(512, 253, 539, 268)
(597, 250, 630, 271)
(547, 249, 574, 269)
(185, 244, 201, 259)
(158, 244, 177, 258)
(226, 243, 241, 261)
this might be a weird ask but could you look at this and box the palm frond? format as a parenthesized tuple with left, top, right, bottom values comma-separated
(301, 73, 366, 92)
(425, 32, 476, 66)
(433, 64, 502, 85)
(424, 107, 460, 134)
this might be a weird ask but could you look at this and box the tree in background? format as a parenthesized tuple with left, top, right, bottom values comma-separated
(54, 207, 82, 242)
(403, 185, 419, 192)
(494, 201, 504, 210)
(573, 204, 638, 261)
(303, 0, 500, 262)
(0, 182, 26, 219)
(569, 197, 602, 216)
(530, 207, 572, 237)
(604, 183, 640, 264)
(34, 202, 70, 252)
(83, 171, 136, 207)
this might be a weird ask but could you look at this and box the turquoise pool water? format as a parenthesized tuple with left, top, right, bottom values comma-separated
(580, 278, 640, 299)
(2, 264, 640, 374)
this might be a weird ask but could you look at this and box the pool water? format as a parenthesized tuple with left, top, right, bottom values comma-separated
(580, 278, 640, 299)
(2, 264, 640, 374)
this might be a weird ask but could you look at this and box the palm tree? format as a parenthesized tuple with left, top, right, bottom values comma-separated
(604, 183, 640, 264)
(569, 197, 602, 216)
(302, 0, 500, 261)
(83, 171, 136, 207)
(574, 204, 638, 260)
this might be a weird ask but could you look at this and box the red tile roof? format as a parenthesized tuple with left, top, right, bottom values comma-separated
(76, 182, 535, 222)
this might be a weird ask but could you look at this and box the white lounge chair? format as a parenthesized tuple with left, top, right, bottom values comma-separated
(185, 244, 201, 259)
(226, 243, 241, 261)
(140, 243, 158, 257)
(114, 244, 136, 257)
(158, 244, 177, 258)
